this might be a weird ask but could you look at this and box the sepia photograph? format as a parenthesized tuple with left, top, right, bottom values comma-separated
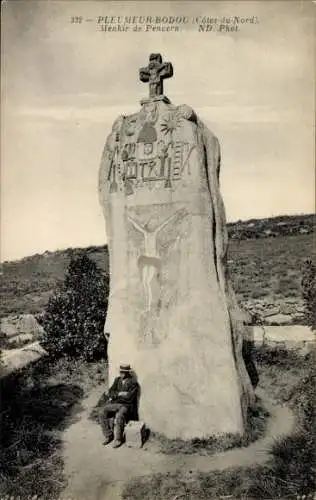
(1, 1, 315, 499)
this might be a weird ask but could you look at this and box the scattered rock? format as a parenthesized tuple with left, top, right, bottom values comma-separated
(242, 298, 306, 325)
(262, 307, 280, 318)
(264, 314, 293, 325)
(0, 341, 48, 377)
(6, 333, 34, 345)
(1, 314, 44, 340)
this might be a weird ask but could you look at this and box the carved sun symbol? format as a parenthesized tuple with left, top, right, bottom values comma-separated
(161, 113, 181, 136)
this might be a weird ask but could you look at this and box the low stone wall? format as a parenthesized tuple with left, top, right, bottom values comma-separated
(243, 297, 306, 325)
(253, 325, 315, 352)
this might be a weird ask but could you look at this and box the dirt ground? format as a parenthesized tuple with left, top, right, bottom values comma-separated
(60, 386, 294, 500)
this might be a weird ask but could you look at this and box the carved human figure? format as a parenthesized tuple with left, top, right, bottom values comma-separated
(127, 209, 187, 312)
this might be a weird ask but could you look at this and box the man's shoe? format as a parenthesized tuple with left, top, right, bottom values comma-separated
(102, 436, 113, 445)
(112, 439, 122, 449)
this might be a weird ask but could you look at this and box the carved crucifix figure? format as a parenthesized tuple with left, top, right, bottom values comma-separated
(139, 53, 174, 99)
(128, 208, 187, 312)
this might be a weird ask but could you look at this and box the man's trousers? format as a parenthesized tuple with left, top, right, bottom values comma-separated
(100, 403, 128, 441)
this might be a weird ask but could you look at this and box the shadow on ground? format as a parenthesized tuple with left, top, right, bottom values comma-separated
(0, 373, 84, 500)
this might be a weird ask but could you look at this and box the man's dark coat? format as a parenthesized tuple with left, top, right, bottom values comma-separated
(107, 375, 139, 421)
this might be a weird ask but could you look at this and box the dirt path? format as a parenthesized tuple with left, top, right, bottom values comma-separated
(60, 387, 295, 500)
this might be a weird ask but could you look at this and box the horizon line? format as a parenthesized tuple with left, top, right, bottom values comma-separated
(1, 211, 314, 265)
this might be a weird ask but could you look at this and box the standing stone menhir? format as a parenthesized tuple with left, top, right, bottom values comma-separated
(99, 53, 254, 439)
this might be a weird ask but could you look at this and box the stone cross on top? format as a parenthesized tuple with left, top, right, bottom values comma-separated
(139, 53, 173, 99)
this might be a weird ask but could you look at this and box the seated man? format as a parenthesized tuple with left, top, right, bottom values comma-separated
(100, 363, 139, 448)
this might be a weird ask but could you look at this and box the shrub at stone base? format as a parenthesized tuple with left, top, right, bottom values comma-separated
(40, 253, 109, 362)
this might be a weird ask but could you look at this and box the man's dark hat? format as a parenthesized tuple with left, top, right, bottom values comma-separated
(119, 364, 131, 373)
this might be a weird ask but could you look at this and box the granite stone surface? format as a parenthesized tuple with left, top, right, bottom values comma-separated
(99, 54, 254, 439)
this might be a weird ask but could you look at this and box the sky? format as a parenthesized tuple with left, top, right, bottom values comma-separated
(1, 0, 315, 261)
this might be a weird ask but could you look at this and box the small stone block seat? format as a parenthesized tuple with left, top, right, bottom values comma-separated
(125, 421, 147, 448)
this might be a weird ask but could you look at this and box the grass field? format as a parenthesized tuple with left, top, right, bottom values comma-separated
(228, 233, 316, 301)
